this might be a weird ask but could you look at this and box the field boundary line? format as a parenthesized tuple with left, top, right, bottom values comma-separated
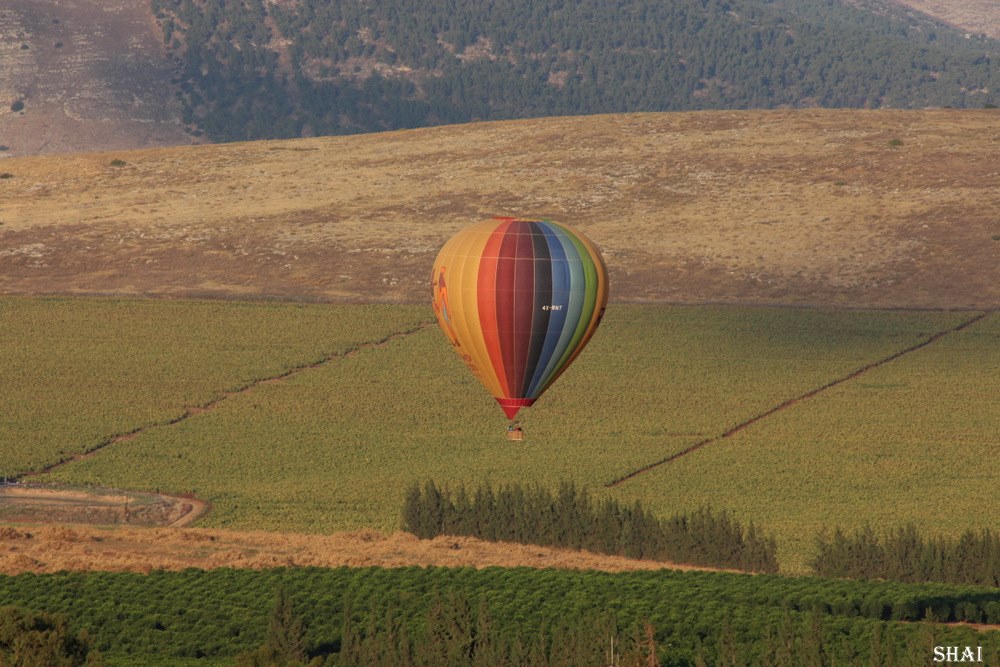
(606, 312, 989, 488)
(20, 321, 435, 483)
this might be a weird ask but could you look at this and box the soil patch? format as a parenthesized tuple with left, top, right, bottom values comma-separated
(0, 485, 203, 527)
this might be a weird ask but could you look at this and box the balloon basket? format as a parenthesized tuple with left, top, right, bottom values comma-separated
(506, 429, 524, 441)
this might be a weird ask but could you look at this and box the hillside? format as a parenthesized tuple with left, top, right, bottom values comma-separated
(0, 0, 192, 157)
(157, 0, 1000, 141)
(893, 0, 1000, 39)
(1, 109, 998, 308)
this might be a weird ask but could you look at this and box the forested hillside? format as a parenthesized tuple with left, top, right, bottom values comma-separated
(152, 0, 1000, 141)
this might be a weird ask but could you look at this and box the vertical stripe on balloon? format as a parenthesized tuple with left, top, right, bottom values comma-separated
(432, 217, 608, 420)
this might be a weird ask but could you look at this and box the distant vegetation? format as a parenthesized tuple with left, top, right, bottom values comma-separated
(153, 0, 1000, 141)
(814, 525, 1000, 588)
(403, 480, 779, 573)
(0, 566, 998, 664)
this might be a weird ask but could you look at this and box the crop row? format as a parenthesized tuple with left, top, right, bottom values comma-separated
(0, 565, 996, 664)
(0, 298, 427, 477)
(615, 312, 999, 572)
(43, 304, 966, 550)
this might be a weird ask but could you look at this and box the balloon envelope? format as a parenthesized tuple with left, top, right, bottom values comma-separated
(431, 217, 609, 419)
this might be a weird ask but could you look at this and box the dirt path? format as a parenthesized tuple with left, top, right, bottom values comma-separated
(167, 495, 210, 527)
(15, 322, 433, 526)
(0, 486, 201, 527)
(607, 312, 990, 487)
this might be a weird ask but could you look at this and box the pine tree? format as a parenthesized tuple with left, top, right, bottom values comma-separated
(268, 588, 307, 664)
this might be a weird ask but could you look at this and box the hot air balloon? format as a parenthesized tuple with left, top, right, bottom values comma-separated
(431, 217, 609, 422)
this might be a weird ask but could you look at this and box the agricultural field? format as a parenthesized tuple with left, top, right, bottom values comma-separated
(0, 298, 427, 477)
(0, 564, 997, 665)
(31, 299, 988, 573)
(616, 313, 1000, 572)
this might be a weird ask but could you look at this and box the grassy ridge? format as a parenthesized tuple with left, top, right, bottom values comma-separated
(0, 566, 996, 664)
(36, 302, 972, 572)
(0, 298, 427, 477)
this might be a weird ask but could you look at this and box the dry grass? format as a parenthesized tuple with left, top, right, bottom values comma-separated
(892, 0, 1000, 38)
(1, 109, 999, 308)
(0, 523, 712, 575)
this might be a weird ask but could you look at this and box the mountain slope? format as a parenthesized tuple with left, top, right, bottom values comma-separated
(0, 109, 997, 308)
(0, 0, 192, 157)
(157, 0, 1000, 142)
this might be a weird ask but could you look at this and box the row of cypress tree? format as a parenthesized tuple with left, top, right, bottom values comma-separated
(812, 524, 1000, 587)
(401, 480, 779, 573)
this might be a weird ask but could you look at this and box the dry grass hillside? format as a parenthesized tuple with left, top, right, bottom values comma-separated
(0, 0, 191, 156)
(1, 109, 998, 308)
(892, 0, 1000, 38)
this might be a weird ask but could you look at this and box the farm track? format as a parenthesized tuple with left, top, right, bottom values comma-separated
(606, 311, 991, 488)
(16, 321, 435, 525)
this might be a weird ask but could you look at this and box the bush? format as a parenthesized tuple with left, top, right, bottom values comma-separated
(887, 138, 904, 147)
(0, 173, 14, 180)
(109, 159, 127, 167)
(10, 101, 24, 112)
(0, 605, 100, 666)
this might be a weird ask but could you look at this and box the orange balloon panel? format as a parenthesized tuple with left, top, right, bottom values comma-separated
(431, 218, 608, 419)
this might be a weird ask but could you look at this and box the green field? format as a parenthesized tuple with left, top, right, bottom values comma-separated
(614, 313, 1000, 571)
(0, 565, 997, 665)
(9, 298, 994, 572)
(0, 298, 427, 477)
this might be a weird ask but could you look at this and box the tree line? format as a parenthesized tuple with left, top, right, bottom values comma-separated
(402, 480, 780, 573)
(813, 524, 1000, 588)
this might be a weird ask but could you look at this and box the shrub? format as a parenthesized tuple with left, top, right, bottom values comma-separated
(0, 173, 14, 180)
(109, 159, 127, 167)
(0, 606, 98, 666)
(10, 101, 24, 112)
(887, 138, 904, 147)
